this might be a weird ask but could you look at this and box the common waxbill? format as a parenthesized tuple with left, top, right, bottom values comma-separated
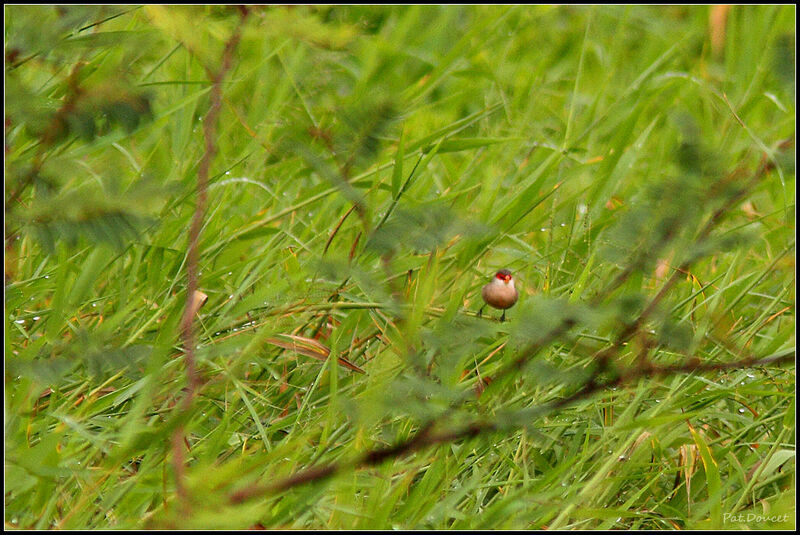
(478, 268, 518, 322)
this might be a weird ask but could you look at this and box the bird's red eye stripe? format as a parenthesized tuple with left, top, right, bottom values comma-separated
(495, 273, 511, 281)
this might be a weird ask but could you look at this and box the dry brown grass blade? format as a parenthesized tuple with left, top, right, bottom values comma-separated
(187, 290, 208, 318)
(266, 334, 366, 374)
(709, 5, 731, 59)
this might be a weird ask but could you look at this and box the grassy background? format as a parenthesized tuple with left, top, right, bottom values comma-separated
(5, 5, 795, 529)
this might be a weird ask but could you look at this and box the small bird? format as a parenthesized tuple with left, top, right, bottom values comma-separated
(478, 268, 518, 322)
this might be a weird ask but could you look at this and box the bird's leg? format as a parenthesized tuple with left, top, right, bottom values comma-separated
(500, 310, 506, 322)
(477, 304, 485, 318)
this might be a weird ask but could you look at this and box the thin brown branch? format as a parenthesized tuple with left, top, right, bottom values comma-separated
(172, 6, 249, 511)
(227, 350, 793, 504)
(495, 139, 791, 384)
(5, 62, 86, 210)
(323, 204, 358, 255)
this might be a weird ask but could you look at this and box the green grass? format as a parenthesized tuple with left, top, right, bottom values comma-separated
(4, 5, 795, 530)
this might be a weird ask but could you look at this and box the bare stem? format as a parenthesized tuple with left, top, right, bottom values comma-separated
(227, 351, 792, 504)
(171, 6, 249, 510)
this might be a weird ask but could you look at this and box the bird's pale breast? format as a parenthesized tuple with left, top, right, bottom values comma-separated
(482, 282, 518, 309)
